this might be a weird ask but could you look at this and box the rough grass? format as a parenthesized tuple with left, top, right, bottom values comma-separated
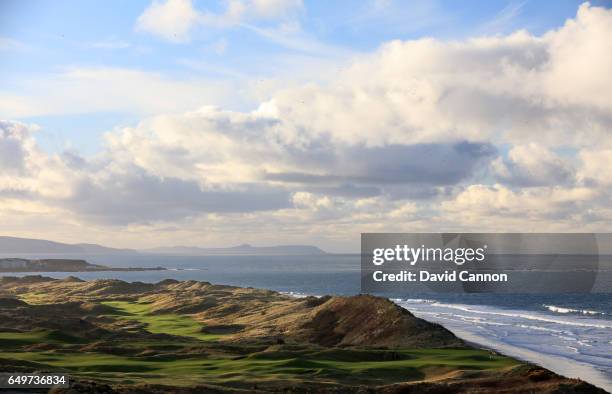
(17, 292, 51, 304)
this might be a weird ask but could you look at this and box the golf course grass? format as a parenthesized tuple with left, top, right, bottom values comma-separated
(101, 300, 223, 341)
(0, 329, 83, 347)
(0, 347, 519, 386)
(0, 299, 521, 387)
(0, 278, 600, 392)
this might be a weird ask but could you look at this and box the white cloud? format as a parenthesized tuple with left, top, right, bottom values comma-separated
(578, 149, 612, 186)
(135, 0, 304, 42)
(492, 144, 575, 187)
(0, 121, 78, 200)
(292, 191, 333, 210)
(250, 0, 304, 19)
(0, 120, 32, 174)
(439, 184, 605, 231)
(136, 0, 201, 42)
(543, 3, 612, 111)
(0, 67, 240, 118)
(2, 3, 612, 249)
(258, 13, 612, 149)
(0, 119, 291, 226)
(200, 0, 303, 27)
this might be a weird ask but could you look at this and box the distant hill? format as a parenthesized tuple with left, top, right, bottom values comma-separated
(0, 236, 327, 256)
(143, 243, 327, 256)
(0, 236, 136, 255)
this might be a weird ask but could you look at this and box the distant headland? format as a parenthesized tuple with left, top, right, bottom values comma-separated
(0, 236, 327, 256)
(0, 258, 165, 273)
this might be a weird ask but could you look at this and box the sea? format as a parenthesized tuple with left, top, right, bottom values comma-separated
(1, 253, 611, 391)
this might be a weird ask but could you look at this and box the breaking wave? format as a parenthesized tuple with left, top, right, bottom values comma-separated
(394, 298, 612, 392)
(544, 304, 606, 316)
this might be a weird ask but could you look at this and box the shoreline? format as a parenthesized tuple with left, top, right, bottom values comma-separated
(392, 300, 612, 392)
(443, 325, 612, 392)
(284, 290, 612, 392)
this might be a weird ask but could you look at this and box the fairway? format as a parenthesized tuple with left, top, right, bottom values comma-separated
(0, 292, 522, 388)
(0, 329, 82, 346)
(101, 301, 222, 341)
(0, 347, 520, 387)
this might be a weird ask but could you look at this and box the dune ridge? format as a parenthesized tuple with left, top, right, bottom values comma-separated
(0, 276, 605, 393)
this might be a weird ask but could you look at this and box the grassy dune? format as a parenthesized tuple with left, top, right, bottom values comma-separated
(0, 277, 602, 392)
(0, 299, 518, 387)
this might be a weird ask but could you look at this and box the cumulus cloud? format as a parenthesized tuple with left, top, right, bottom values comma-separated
(100, 106, 497, 205)
(438, 183, 605, 232)
(0, 120, 31, 174)
(266, 142, 496, 184)
(492, 144, 574, 187)
(65, 172, 291, 225)
(257, 22, 611, 149)
(543, 3, 612, 111)
(0, 121, 78, 200)
(136, 0, 201, 42)
(442, 184, 596, 218)
(0, 119, 291, 225)
(578, 149, 612, 186)
(3, 3, 612, 248)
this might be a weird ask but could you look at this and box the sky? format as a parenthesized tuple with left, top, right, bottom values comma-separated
(1, 0, 611, 252)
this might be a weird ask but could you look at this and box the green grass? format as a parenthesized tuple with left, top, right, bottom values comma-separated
(0, 347, 520, 387)
(0, 329, 82, 347)
(101, 301, 222, 341)
(0, 300, 522, 388)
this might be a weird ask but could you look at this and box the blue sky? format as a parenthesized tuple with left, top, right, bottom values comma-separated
(1, 1, 611, 250)
(2, 0, 608, 154)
